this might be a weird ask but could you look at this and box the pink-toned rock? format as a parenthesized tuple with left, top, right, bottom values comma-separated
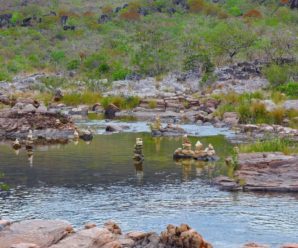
(236, 153, 298, 192)
(10, 243, 39, 248)
(49, 227, 115, 248)
(0, 220, 73, 248)
(0, 220, 11, 228)
(84, 223, 96, 229)
(281, 244, 298, 248)
(126, 231, 148, 241)
(215, 153, 298, 192)
(104, 221, 122, 235)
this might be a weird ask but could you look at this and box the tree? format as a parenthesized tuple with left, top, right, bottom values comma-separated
(206, 21, 256, 62)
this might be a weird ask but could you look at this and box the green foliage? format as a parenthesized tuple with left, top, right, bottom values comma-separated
(0, 0, 297, 81)
(263, 64, 290, 87)
(62, 91, 101, 105)
(11, 12, 22, 24)
(41, 76, 67, 89)
(239, 138, 298, 155)
(0, 70, 12, 81)
(278, 82, 298, 98)
(206, 20, 256, 61)
(183, 53, 214, 73)
(148, 99, 157, 109)
(100, 96, 140, 109)
(0, 172, 9, 191)
(67, 59, 80, 70)
(51, 50, 65, 63)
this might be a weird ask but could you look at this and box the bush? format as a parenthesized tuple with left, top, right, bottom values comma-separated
(238, 103, 252, 123)
(51, 50, 65, 63)
(67, 59, 80, 70)
(263, 64, 289, 87)
(148, 99, 157, 109)
(269, 107, 286, 124)
(0, 70, 12, 81)
(62, 91, 101, 105)
(278, 82, 298, 98)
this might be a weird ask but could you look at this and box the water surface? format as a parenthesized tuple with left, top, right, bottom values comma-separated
(0, 125, 297, 248)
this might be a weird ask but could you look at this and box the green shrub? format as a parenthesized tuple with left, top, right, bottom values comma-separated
(0, 70, 12, 81)
(148, 99, 157, 109)
(238, 103, 252, 123)
(62, 91, 101, 105)
(263, 64, 289, 87)
(67, 59, 80, 70)
(51, 50, 65, 63)
(278, 82, 298, 99)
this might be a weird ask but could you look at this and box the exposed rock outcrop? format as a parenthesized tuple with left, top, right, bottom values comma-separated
(214, 153, 298, 192)
(0, 220, 213, 248)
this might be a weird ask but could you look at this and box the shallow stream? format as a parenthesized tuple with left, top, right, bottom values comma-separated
(0, 121, 297, 248)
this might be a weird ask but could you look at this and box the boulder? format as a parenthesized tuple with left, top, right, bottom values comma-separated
(283, 100, 298, 111)
(0, 220, 73, 248)
(105, 104, 120, 118)
(54, 89, 63, 101)
(49, 227, 117, 248)
(105, 125, 122, 132)
(261, 100, 277, 111)
(215, 153, 298, 192)
(223, 112, 239, 126)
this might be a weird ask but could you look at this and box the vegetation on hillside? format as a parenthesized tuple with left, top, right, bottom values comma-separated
(0, 0, 297, 84)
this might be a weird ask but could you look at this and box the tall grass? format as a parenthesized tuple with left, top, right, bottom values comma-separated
(239, 138, 298, 155)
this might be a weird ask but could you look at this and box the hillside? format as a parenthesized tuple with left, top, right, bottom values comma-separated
(0, 0, 297, 82)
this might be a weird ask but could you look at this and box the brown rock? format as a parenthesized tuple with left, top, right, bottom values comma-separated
(104, 221, 122, 235)
(104, 104, 120, 118)
(0, 220, 73, 248)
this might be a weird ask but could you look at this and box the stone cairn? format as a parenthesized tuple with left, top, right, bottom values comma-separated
(133, 138, 144, 162)
(174, 135, 217, 161)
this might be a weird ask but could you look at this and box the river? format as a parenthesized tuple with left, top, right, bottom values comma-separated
(0, 121, 297, 248)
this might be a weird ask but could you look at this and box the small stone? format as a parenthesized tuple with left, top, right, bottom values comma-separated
(84, 222, 96, 229)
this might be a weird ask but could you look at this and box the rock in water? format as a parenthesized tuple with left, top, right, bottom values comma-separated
(104, 104, 120, 119)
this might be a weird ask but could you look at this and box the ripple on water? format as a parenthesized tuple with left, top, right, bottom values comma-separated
(0, 132, 297, 248)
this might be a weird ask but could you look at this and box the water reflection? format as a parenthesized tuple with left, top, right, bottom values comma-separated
(0, 132, 297, 247)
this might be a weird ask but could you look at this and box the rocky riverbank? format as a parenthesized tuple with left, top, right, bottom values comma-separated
(0, 219, 297, 248)
(214, 152, 298, 192)
(0, 219, 212, 248)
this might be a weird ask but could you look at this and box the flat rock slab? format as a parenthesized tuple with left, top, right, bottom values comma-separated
(215, 153, 298, 192)
(0, 220, 73, 248)
(49, 227, 118, 248)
